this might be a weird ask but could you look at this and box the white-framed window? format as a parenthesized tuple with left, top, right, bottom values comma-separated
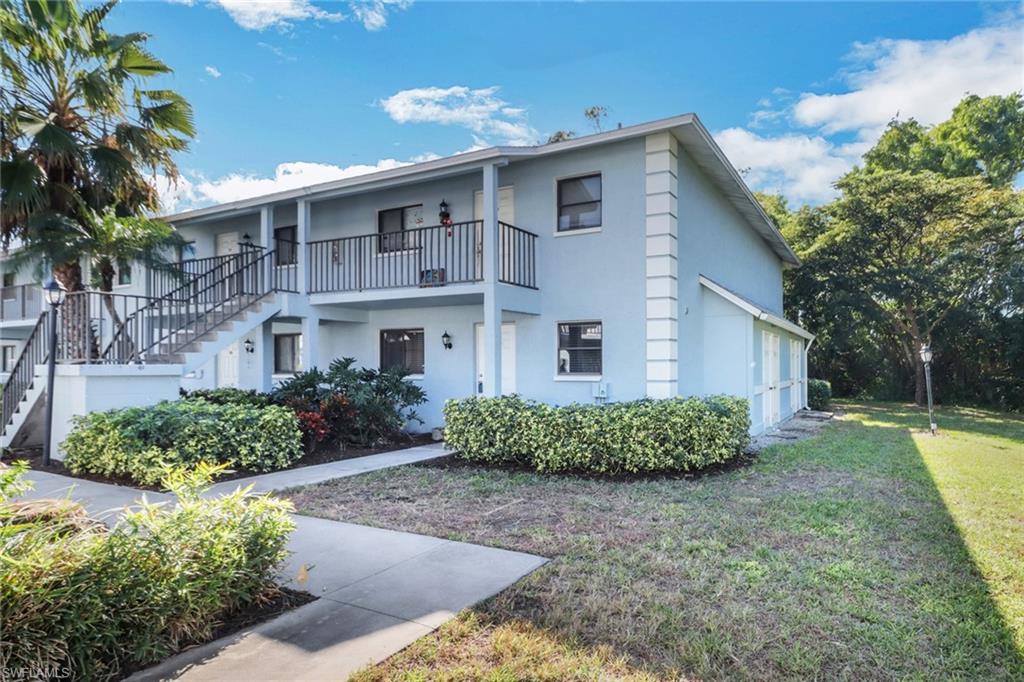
(274, 333, 303, 374)
(557, 321, 602, 375)
(377, 204, 423, 253)
(380, 328, 424, 374)
(117, 265, 132, 286)
(557, 174, 602, 232)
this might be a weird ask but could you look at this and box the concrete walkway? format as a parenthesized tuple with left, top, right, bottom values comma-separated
(15, 446, 547, 681)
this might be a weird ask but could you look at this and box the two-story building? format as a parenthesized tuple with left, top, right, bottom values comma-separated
(1, 114, 813, 458)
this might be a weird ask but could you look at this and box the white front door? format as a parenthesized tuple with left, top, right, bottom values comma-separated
(217, 341, 240, 388)
(790, 341, 803, 412)
(762, 331, 781, 428)
(474, 187, 515, 277)
(474, 322, 516, 395)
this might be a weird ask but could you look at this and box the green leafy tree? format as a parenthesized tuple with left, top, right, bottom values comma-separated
(815, 170, 1021, 405)
(0, 0, 195, 294)
(863, 93, 1024, 186)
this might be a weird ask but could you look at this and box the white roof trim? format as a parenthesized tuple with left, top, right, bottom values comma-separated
(163, 113, 798, 266)
(699, 274, 814, 341)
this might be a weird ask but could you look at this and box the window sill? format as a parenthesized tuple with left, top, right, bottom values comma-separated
(553, 374, 603, 382)
(553, 227, 602, 238)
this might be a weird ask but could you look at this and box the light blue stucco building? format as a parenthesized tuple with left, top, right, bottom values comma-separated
(1, 114, 814, 458)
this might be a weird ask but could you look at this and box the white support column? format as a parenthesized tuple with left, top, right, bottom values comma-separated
(260, 205, 274, 285)
(297, 199, 310, 295)
(301, 313, 320, 372)
(259, 320, 275, 392)
(645, 132, 679, 399)
(482, 162, 502, 396)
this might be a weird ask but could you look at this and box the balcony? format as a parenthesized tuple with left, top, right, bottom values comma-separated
(307, 221, 537, 295)
(0, 284, 42, 324)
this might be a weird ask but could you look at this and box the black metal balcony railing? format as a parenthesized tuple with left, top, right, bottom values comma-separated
(0, 284, 42, 322)
(307, 220, 538, 294)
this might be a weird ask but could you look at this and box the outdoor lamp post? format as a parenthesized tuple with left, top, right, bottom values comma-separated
(42, 279, 66, 466)
(919, 344, 937, 435)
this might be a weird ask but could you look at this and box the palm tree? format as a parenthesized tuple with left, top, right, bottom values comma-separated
(0, 0, 195, 292)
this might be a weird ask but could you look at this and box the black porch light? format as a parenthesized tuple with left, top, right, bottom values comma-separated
(441, 330, 452, 350)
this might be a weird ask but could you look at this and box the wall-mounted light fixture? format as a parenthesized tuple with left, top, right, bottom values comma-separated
(441, 330, 452, 350)
(242, 233, 252, 247)
(244, 339, 255, 354)
(439, 199, 451, 226)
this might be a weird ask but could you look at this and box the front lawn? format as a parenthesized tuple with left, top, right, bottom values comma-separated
(288, 402, 1024, 680)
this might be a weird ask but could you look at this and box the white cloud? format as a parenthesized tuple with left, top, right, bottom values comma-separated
(210, 0, 343, 30)
(793, 16, 1024, 139)
(379, 85, 539, 146)
(177, 0, 412, 32)
(204, 65, 222, 78)
(349, 0, 412, 31)
(715, 128, 860, 204)
(721, 10, 1024, 203)
(159, 159, 414, 212)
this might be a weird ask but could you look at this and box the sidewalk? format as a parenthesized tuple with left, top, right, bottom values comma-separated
(15, 446, 546, 681)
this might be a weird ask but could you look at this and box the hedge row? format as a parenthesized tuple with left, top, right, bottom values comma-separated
(443, 395, 750, 474)
(63, 399, 303, 485)
(0, 463, 295, 681)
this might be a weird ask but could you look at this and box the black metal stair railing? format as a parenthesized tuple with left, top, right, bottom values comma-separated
(1, 313, 48, 437)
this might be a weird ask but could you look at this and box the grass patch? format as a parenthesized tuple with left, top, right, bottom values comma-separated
(288, 402, 1024, 680)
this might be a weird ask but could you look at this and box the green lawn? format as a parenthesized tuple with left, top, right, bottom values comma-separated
(288, 402, 1024, 680)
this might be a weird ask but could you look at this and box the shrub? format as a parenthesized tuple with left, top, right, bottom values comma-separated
(808, 379, 832, 411)
(444, 395, 750, 475)
(0, 464, 295, 681)
(273, 357, 427, 447)
(63, 399, 303, 485)
(180, 387, 272, 407)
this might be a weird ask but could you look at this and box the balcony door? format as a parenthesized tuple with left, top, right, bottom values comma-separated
(473, 187, 515, 278)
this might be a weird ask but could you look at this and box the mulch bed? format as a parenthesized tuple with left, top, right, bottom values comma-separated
(3, 432, 436, 491)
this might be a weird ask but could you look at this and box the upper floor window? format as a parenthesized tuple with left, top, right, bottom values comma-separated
(118, 265, 132, 286)
(2, 273, 14, 288)
(179, 241, 197, 263)
(275, 225, 297, 265)
(1, 345, 14, 372)
(378, 205, 423, 253)
(557, 321, 602, 375)
(380, 328, 424, 375)
(557, 174, 602, 232)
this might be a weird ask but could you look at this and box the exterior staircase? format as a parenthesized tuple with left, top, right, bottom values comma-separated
(1, 248, 285, 451)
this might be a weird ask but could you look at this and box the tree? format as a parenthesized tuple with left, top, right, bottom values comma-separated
(820, 170, 1021, 405)
(547, 130, 575, 144)
(584, 105, 608, 133)
(0, 0, 195, 295)
(863, 93, 1024, 186)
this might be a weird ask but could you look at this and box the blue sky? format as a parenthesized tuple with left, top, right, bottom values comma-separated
(106, 1, 1024, 211)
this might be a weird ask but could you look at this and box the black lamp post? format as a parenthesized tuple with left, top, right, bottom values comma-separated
(919, 344, 937, 435)
(42, 279, 66, 466)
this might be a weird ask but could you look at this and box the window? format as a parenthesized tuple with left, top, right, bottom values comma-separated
(275, 225, 297, 265)
(557, 174, 602, 231)
(1, 273, 14, 300)
(274, 334, 302, 374)
(2, 273, 14, 288)
(1, 346, 14, 372)
(117, 265, 132, 286)
(380, 328, 424, 374)
(179, 241, 197, 262)
(378, 205, 423, 253)
(557, 321, 602, 375)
